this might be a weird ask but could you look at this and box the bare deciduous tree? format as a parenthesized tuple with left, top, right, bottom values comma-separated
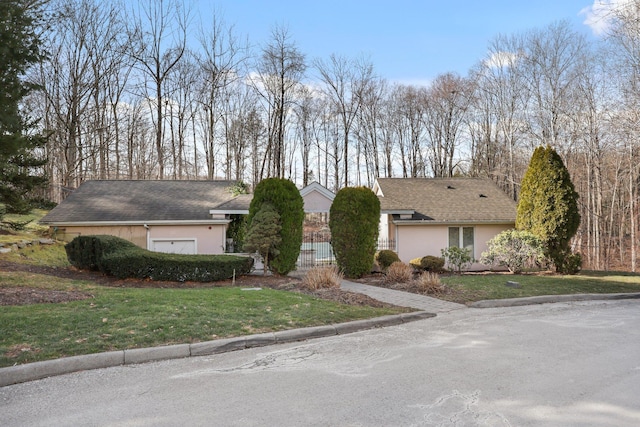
(127, 0, 189, 179)
(423, 73, 473, 177)
(251, 24, 306, 180)
(314, 54, 374, 186)
(195, 11, 249, 180)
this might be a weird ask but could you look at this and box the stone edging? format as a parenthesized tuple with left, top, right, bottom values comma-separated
(469, 292, 640, 308)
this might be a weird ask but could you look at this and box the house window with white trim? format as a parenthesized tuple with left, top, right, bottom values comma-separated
(448, 226, 474, 254)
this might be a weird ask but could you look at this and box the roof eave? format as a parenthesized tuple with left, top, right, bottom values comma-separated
(381, 209, 415, 215)
(40, 219, 232, 226)
(209, 209, 250, 215)
(392, 219, 516, 225)
(299, 182, 335, 200)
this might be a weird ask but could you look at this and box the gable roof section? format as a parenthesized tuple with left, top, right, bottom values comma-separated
(209, 193, 252, 215)
(299, 181, 335, 201)
(41, 180, 248, 225)
(299, 181, 335, 213)
(375, 177, 516, 224)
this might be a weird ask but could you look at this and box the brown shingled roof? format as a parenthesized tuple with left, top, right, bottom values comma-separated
(40, 180, 250, 224)
(376, 177, 516, 223)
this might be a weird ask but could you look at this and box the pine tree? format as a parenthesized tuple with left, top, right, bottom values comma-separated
(243, 203, 282, 276)
(0, 1, 48, 214)
(329, 187, 380, 278)
(517, 146, 580, 272)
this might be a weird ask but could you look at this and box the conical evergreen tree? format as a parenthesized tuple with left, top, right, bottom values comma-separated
(0, 1, 48, 214)
(517, 146, 580, 272)
(243, 203, 282, 276)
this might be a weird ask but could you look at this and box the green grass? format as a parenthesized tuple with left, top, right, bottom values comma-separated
(0, 241, 70, 267)
(440, 271, 640, 303)
(0, 271, 404, 367)
(4, 210, 639, 367)
(0, 209, 50, 242)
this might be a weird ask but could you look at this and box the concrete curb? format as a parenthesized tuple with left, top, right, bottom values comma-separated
(0, 311, 436, 387)
(469, 292, 640, 308)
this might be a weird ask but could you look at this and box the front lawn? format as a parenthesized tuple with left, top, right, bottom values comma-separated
(440, 271, 640, 303)
(0, 271, 404, 367)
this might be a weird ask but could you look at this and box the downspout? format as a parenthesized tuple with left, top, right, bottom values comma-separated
(395, 224, 399, 254)
(143, 224, 150, 250)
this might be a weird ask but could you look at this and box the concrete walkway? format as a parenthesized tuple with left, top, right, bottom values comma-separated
(341, 279, 466, 312)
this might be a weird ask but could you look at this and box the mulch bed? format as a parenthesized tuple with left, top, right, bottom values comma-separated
(0, 287, 93, 306)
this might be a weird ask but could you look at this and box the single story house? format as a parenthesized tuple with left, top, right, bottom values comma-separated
(299, 181, 335, 215)
(40, 180, 336, 258)
(40, 180, 251, 255)
(373, 177, 517, 271)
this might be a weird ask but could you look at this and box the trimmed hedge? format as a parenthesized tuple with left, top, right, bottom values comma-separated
(65, 235, 138, 271)
(100, 249, 254, 282)
(66, 235, 253, 282)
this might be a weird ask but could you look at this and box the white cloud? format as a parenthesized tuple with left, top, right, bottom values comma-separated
(580, 0, 635, 35)
(483, 51, 519, 69)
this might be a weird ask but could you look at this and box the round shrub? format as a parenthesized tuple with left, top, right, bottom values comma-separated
(329, 187, 380, 278)
(563, 252, 582, 275)
(376, 250, 400, 270)
(247, 178, 304, 275)
(480, 229, 545, 273)
(416, 255, 445, 272)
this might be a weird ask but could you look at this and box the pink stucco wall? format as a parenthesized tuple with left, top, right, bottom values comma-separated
(148, 224, 227, 254)
(394, 222, 513, 271)
(55, 223, 228, 255)
(303, 191, 333, 213)
(56, 225, 147, 248)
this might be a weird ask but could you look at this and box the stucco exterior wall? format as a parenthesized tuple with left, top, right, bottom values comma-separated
(379, 214, 390, 240)
(148, 224, 226, 254)
(53, 224, 228, 255)
(395, 223, 513, 271)
(303, 191, 333, 213)
(55, 225, 147, 248)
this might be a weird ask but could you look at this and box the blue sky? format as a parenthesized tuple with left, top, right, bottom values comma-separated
(197, 1, 601, 85)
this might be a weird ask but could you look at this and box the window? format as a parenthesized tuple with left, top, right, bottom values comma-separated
(448, 226, 474, 253)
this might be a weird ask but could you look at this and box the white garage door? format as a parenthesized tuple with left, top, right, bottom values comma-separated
(152, 239, 196, 255)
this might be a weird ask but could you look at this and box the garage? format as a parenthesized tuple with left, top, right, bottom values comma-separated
(151, 239, 197, 255)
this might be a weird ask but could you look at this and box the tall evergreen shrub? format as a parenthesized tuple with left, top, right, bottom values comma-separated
(516, 145, 580, 273)
(329, 187, 380, 278)
(247, 178, 304, 275)
(243, 203, 282, 275)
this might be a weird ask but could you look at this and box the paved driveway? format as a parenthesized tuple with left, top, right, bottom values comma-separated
(2, 300, 640, 426)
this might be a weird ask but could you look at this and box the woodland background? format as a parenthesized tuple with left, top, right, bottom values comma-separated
(22, 0, 640, 271)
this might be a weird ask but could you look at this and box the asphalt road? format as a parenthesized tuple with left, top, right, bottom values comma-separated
(2, 300, 640, 426)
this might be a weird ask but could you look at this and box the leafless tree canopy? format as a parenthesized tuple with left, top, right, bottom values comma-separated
(25, 0, 640, 271)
